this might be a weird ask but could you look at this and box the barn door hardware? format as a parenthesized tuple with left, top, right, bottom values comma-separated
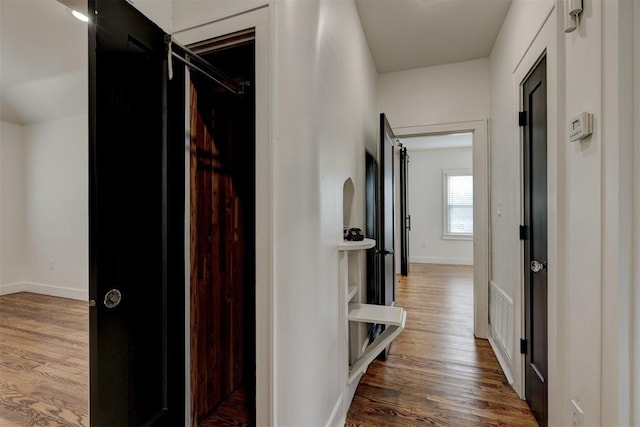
(165, 35, 245, 97)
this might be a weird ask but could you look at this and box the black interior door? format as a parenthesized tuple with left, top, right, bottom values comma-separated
(89, 0, 185, 424)
(377, 113, 396, 357)
(365, 151, 379, 307)
(522, 56, 547, 427)
(399, 146, 410, 276)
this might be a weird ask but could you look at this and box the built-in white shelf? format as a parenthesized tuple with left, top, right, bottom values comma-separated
(337, 234, 407, 415)
(347, 284, 359, 302)
(338, 238, 376, 251)
(348, 303, 405, 326)
(348, 308, 406, 383)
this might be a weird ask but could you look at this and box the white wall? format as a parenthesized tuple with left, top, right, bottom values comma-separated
(489, 0, 555, 304)
(563, 1, 603, 423)
(634, 2, 640, 422)
(634, 3, 640, 423)
(0, 122, 26, 289)
(21, 114, 88, 300)
(273, 3, 377, 424)
(173, 1, 378, 425)
(173, 0, 265, 32)
(377, 58, 490, 129)
(488, 0, 557, 401)
(407, 147, 473, 265)
(0, 116, 88, 300)
(600, 0, 636, 423)
(490, 0, 638, 425)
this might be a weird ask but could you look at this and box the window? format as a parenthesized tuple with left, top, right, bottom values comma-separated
(443, 169, 473, 239)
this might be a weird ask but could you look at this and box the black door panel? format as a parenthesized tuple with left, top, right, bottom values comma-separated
(523, 56, 547, 427)
(89, 0, 185, 424)
(399, 146, 409, 276)
(376, 114, 396, 358)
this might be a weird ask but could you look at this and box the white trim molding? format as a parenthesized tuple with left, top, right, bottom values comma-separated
(0, 282, 87, 301)
(395, 119, 490, 339)
(174, 6, 274, 426)
(410, 256, 473, 266)
(512, 3, 559, 411)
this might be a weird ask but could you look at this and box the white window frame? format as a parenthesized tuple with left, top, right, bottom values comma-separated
(442, 168, 473, 240)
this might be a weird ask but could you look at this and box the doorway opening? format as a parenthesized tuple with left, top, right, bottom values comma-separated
(0, 0, 89, 425)
(399, 132, 474, 267)
(188, 34, 256, 426)
(398, 132, 475, 332)
(394, 120, 490, 339)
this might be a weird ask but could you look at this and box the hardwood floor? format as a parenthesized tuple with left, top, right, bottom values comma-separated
(0, 292, 88, 427)
(346, 264, 537, 426)
(199, 386, 254, 426)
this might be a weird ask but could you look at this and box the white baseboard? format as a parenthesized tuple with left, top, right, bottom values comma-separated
(0, 282, 29, 295)
(325, 394, 344, 427)
(488, 334, 514, 385)
(409, 256, 473, 265)
(0, 281, 87, 301)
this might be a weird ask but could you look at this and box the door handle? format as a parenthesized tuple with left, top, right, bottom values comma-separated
(376, 249, 395, 256)
(406, 215, 411, 231)
(530, 260, 547, 273)
(104, 289, 122, 308)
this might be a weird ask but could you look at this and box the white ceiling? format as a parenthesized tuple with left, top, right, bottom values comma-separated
(355, 0, 512, 73)
(401, 132, 472, 151)
(0, 0, 87, 124)
(0, 0, 511, 124)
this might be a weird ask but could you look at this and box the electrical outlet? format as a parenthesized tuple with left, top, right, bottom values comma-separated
(571, 399, 584, 427)
(421, 241, 427, 248)
(48, 260, 55, 271)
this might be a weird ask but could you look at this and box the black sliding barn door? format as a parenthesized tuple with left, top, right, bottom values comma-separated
(365, 151, 379, 307)
(88, 0, 185, 424)
(376, 113, 396, 358)
(399, 146, 410, 276)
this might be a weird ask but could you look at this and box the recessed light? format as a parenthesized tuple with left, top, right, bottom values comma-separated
(71, 10, 90, 23)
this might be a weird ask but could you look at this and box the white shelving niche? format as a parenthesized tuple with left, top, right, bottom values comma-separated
(337, 238, 407, 420)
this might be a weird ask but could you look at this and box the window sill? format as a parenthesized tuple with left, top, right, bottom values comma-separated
(442, 234, 473, 241)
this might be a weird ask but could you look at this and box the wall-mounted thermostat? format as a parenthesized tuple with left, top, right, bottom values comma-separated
(569, 112, 593, 142)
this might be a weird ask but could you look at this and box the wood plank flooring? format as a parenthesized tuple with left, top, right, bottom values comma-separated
(346, 264, 537, 426)
(199, 386, 254, 426)
(0, 292, 88, 427)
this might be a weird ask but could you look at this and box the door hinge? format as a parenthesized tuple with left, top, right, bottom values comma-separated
(520, 338, 528, 354)
(518, 111, 527, 127)
(519, 225, 528, 240)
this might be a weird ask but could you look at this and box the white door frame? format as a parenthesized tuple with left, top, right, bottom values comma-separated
(174, 6, 275, 426)
(512, 5, 558, 406)
(394, 120, 490, 339)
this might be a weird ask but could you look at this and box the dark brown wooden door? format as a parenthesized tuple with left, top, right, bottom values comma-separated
(89, 0, 185, 424)
(399, 146, 410, 276)
(522, 56, 548, 427)
(189, 40, 256, 425)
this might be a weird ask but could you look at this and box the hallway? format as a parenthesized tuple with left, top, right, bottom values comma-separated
(346, 264, 537, 426)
